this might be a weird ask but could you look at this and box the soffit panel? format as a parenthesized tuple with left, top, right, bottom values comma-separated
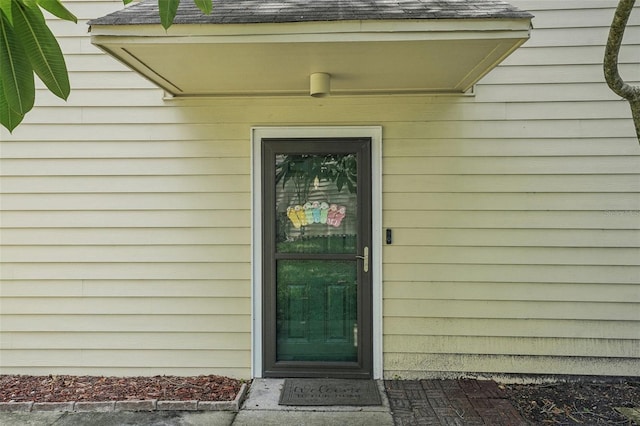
(93, 32, 529, 96)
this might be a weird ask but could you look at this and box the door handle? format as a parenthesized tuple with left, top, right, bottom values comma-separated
(355, 246, 369, 273)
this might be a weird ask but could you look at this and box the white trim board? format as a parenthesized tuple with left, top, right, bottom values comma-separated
(251, 126, 383, 379)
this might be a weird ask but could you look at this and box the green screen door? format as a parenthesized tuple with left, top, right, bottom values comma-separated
(262, 138, 372, 378)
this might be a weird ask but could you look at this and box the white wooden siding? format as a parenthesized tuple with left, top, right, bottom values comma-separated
(1, 0, 639, 378)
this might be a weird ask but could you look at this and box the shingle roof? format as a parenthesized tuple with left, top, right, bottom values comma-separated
(89, 0, 533, 26)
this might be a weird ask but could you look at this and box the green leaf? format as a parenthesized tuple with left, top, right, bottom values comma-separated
(194, 0, 212, 15)
(12, 0, 70, 100)
(0, 73, 25, 132)
(0, 102, 24, 131)
(122, 0, 134, 4)
(36, 0, 77, 23)
(158, 0, 179, 30)
(336, 175, 345, 192)
(346, 179, 356, 194)
(0, 6, 35, 115)
(0, 0, 12, 22)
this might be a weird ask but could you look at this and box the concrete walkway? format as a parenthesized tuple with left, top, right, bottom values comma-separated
(0, 379, 528, 425)
(234, 378, 393, 426)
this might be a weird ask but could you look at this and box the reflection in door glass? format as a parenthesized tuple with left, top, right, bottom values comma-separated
(275, 153, 357, 254)
(276, 260, 358, 362)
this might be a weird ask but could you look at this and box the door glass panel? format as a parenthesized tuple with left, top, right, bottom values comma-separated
(276, 260, 358, 362)
(275, 153, 357, 254)
(273, 151, 360, 363)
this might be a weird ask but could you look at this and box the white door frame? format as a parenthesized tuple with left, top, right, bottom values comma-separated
(251, 126, 383, 379)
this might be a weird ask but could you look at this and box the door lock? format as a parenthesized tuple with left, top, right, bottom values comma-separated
(355, 246, 369, 273)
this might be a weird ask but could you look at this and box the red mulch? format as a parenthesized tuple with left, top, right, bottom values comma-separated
(0, 375, 243, 403)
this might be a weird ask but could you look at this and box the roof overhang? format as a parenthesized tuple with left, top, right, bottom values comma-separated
(90, 17, 532, 97)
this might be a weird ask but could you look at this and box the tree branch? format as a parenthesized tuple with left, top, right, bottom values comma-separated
(604, 0, 638, 98)
(604, 0, 640, 143)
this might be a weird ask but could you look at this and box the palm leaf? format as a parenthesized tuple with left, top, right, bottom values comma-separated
(194, 0, 212, 15)
(36, 0, 77, 23)
(158, 0, 179, 30)
(12, 0, 70, 100)
(0, 73, 25, 132)
(0, 6, 35, 115)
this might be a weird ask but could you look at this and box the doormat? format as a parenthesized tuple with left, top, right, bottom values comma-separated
(279, 379, 382, 406)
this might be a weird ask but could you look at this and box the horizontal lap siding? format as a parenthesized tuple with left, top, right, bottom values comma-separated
(383, 0, 640, 378)
(1, 0, 639, 379)
(0, 0, 253, 377)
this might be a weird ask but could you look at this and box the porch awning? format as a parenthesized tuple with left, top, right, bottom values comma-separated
(88, 0, 533, 97)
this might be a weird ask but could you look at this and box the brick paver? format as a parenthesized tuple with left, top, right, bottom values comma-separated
(385, 380, 528, 426)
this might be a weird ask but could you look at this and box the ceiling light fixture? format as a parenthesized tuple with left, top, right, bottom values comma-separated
(310, 72, 331, 97)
